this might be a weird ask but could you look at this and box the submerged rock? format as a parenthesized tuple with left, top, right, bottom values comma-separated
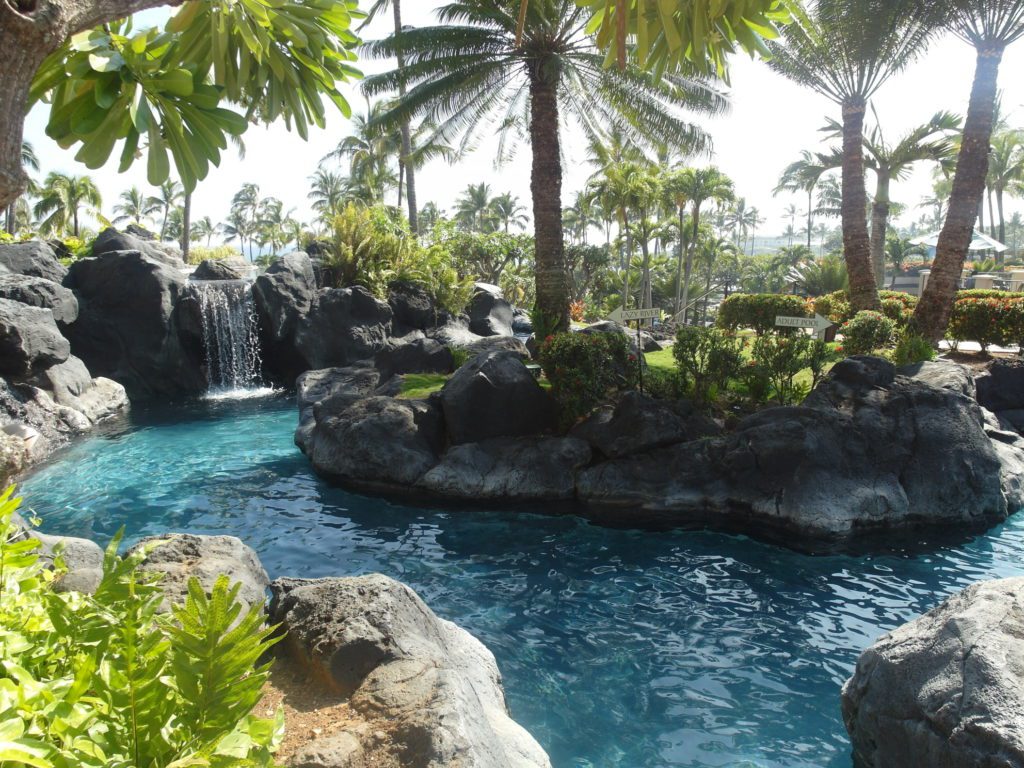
(269, 574, 552, 768)
(842, 577, 1024, 768)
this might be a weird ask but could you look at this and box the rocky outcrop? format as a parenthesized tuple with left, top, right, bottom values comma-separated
(253, 251, 318, 382)
(192, 259, 245, 281)
(0, 298, 70, 376)
(30, 357, 128, 424)
(64, 250, 206, 399)
(374, 337, 453, 382)
(579, 357, 1020, 546)
(129, 533, 269, 613)
(419, 437, 590, 501)
(0, 274, 78, 326)
(269, 575, 551, 768)
(842, 578, 1024, 768)
(92, 227, 186, 268)
(388, 280, 440, 333)
(438, 351, 555, 444)
(976, 359, 1024, 437)
(428, 318, 486, 349)
(462, 335, 531, 361)
(0, 241, 68, 283)
(294, 286, 392, 371)
(467, 283, 514, 337)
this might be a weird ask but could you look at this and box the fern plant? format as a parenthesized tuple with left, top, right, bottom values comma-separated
(0, 486, 283, 767)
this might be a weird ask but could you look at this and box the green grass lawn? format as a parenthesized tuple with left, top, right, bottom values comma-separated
(398, 373, 450, 399)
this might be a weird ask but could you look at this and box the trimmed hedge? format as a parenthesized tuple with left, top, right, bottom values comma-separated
(540, 331, 636, 427)
(840, 311, 896, 356)
(947, 296, 1024, 351)
(717, 293, 811, 335)
(814, 290, 918, 327)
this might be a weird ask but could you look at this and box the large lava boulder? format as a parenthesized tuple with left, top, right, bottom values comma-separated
(438, 350, 555, 444)
(30, 356, 128, 424)
(578, 357, 1020, 547)
(467, 283, 514, 337)
(842, 578, 1024, 768)
(388, 280, 440, 332)
(0, 298, 70, 377)
(294, 365, 383, 447)
(419, 437, 591, 501)
(976, 358, 1024, 413)
(191, 259, 244, 281)
(92, 227, 185, 268)
(298, 395, 445, 489)
(572, 391, 718, 459)
(0, 274, 78, 326)
(293, 286, 393, 371)
(252, 251, 318, 381)
(0, 242, 67, 283)
(269, 575, 552, 768)
(64, 251, 206, 399)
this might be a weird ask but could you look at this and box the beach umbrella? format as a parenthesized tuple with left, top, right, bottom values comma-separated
(911, 231, 1008, 253)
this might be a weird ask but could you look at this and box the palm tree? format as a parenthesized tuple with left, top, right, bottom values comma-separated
(308, 169, 347, 222)
(915, 2, 1024, 340)
(455, 183, 494, 232)
(663, 167, 734, 320)
(768, 0, 941, 313)
(746, 207, 764, 256)
(418, 201, 443, 234)
(190, 216, 218, 247)
(988, 130, 1024, 247)
(775, 150, 827, 250)
(362, 0, 419, 230)
(490, 193, 528, 233)
(363, 0, 728, 332)
(323, 102, 402, 205)
(33, 173, 101, 237)
(147, 180, 184, 241)
(820, 110, 960, 285)
(885, 235, 928, 286)
(112, 186, 159, 227)
(5, 142, 38, 235)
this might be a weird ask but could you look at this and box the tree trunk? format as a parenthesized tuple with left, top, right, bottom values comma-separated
(528, 70, 569, 333)
(807, 188, 814, 250)
(869, 173, 890, 288)
(392, 0, 417, 234)
(841, 97, 880, 312)
(5, 203, 14, 235)
(673, 208, 685, 316)
(0, 0, 184, 210)
(998, 187, 1006, 256)
(621, 215, 632, 309)
(680, 203, 701, 326)
(914, 45, 1003, 342)
(988, 188, 997, 239)
(181, 189, 192, 260)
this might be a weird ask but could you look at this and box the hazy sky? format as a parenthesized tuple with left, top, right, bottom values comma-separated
(21, 5, 1024, 243)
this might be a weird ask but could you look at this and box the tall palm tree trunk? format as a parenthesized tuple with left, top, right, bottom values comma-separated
(4, 204, 13, 235)
(72, 206, 79, 238)
(621, 216, 633, 310)
(673, 208, 685, 315)
(181, 189, 192, 260)
(869, 175, 891, 288)
(680, 205, 701, 326)
(998, 188, 1006, 260)
(915, 46, 1003, 341)
(528, 70, 569, 333)
(841, 97, 880, 312)
(392, 0, 418, 234)
(806, 188, 814, 250)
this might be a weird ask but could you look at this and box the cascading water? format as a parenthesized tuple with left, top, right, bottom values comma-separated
(195, 280, 266, 396)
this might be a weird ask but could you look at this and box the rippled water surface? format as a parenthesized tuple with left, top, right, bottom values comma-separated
(20, 395, 1024, 768)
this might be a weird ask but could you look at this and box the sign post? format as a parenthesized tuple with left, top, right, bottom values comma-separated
(774, 313, 833, 340)
(607, 306, 664, 393)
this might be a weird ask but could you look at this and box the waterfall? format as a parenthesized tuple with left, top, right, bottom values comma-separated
(196, 281, 265, 395)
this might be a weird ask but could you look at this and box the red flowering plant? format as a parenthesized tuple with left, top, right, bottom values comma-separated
(539, 331, 636, 428)
(840, 311, 896, 356)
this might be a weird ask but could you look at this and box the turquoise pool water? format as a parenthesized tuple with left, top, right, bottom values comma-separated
(19, 395, 1024, 768)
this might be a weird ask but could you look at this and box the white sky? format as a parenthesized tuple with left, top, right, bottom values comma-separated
(21, 5, 1024, 242)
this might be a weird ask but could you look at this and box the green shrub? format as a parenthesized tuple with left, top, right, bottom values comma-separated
(673, 326, 745, 406)
(717, 293, 811, 335)
(840, 311, 896, 356)
(540, 332, 635, 427)
(327, 204, 474, 314)
(0, 487, 283, 767)
(946, 296, 1024, 352)
(745, 335, 837, 405)
(879, 291, 918, 328)
(643, 367, 685, 400)
(956, 289, 1024, 300)
(187, 244, 240, 265)
(892, 333, 937, 365)
(813, 290, 853, 324)
(450, 346, 470, 369)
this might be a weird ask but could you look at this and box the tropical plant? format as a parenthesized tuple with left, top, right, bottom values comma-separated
(885, 235, 928, 285)
(768, 0, 942, 314)
(717, 293, 810, 336)
(0, 487, 283, 767)
(112, 186, 158, 227)
(539, 331, 636, 428)
(662, 167, 734, 320)
(190, 216, 218, 247)
(4, 142, 39, 236)
(147, 180, 184, 241)
(490, 193, 529, 233)
(10, 1, 364, 212)
(454, 183, 495, 232)
(33, 173, 102, 237)
(308, 169, 347, 222)
(363, 0, 729, 333)
(672, 326, 745, 406)
(915, 1, 1024, 341)
(841, 310, 897, 355)
(775, 150, 828, 250)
